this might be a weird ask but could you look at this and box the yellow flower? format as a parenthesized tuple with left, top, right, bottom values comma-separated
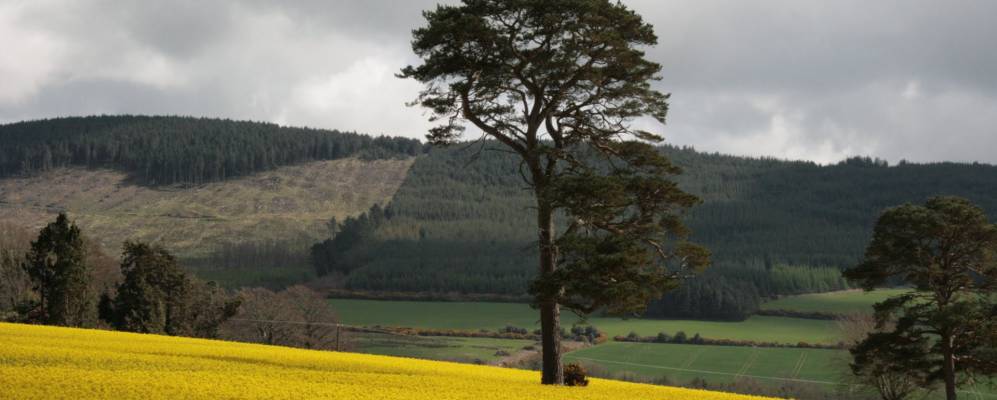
(0, 323, 773, 400)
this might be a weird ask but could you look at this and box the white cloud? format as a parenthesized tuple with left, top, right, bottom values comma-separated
(0, 2, 65, 104)
(281, 57, 429, 136)
(902, 81, 921, 100)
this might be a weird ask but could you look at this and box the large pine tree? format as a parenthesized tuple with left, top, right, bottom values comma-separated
(401, 0, 708, 384)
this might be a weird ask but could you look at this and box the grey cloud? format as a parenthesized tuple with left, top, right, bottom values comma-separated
(1, 0, 995, 163)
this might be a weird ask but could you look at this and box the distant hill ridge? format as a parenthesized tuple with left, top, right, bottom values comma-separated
(334, 143, 997, 319)
(4, 116, 997, 315)
(0, 115, 423, 185)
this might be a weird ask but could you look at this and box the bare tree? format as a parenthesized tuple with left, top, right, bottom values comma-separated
(0, 223, 34, 319)
(226, 288, 300, 346)
(223, 286, 348, 351)
(283, 285, 342, 350)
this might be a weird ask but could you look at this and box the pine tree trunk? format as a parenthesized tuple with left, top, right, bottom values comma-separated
(537, 202, 563, 385)
(942, 334, 957, 400)
(540, 300, 562, 384)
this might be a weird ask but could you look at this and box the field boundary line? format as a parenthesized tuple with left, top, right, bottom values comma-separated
(735, 348, 759, 378)
(227, 318, 432, 338)
(790, 352, 807, 378)
(681, 347, 703, 369)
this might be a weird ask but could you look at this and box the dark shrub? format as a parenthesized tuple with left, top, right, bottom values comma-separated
(690, 333, 704, 344)
(564, 363, 589, 387)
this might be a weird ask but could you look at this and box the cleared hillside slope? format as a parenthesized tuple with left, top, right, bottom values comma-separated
(0, 323, 769, 399)
(0, 157, 413, 263)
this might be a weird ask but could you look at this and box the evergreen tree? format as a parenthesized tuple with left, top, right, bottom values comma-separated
(105, 241, 238, 337)
(311, 205, 387, 277)
(845, 197, 997, 400)
(23, 213, 96, 327)
(108, 241, 191, 334)
(401, 0, 708, 383)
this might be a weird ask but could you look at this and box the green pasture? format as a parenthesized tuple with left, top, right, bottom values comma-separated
(761, 289, 912, 314)
(350, 333, 534, 364)
(564, 342, 996, 399)
(565, 341, 848, 386)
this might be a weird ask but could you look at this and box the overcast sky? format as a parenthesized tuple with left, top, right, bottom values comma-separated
(2, 0, 995, 164)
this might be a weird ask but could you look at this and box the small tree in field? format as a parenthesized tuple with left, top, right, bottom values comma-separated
(845, 196, 997, 400)
(401, 0, 709, 384)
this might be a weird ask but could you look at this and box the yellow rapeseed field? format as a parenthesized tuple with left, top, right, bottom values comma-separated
(0, 322, 774, 399)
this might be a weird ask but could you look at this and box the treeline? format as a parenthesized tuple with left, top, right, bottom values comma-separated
(0, 215, 347, 351)
(0, 115, 423, 185)
(310, 142, 996, 320)
(379, 325, 605, 344)
(615, 330, 842, 350)
(310, 205, 389, 277)
(642, 273, 762, 320)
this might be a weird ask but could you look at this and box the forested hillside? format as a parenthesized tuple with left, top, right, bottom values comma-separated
(319, 142, 997, 319)
(5, 116, 997, 320)
(0, 116, 422, 185)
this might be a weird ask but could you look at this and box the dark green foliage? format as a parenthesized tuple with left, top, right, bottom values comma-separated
(108, 242, 191, 334)
(849, 326, 932, 400)
(106, 241, 238, 337)
(22, 213, 96, 327)
(844, 197, 997, 400)
(344, 144, 536, 294)
(538, 143, 709, 317)
(643, 274, 761, 321)
(334, 143, 995, 319)
(690, 333, 704, 344)
(615, 331, 841, 350)
(0, 115, 423, 185)
(311, 204, 387, 277)
(567, 325, 601, 343)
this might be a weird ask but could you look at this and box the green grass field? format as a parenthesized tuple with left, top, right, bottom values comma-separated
(331, 298, 997, 399)
(351, 333, 534, 364)
(564, 342, 996, 399)
(761, 289, 911, 314)
(565, 342, 848, 386)
(329, 299, 841, 345)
